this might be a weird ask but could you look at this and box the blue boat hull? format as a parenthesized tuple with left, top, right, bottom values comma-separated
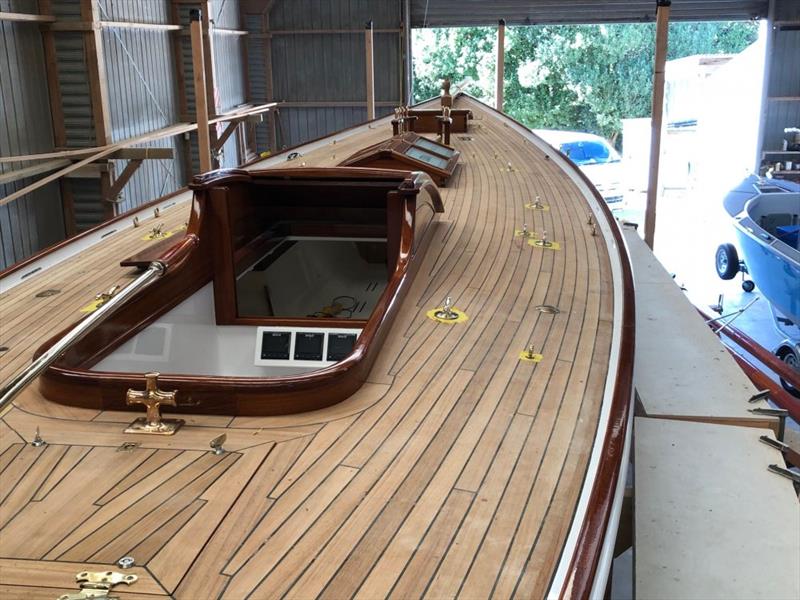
(735, 226, 800, 324)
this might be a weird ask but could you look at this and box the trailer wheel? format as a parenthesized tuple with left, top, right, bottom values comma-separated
(777, 346, 800, 398)
(715, 243, 740, 280)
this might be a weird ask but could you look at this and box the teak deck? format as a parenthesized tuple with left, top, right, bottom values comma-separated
(0, 97, 622, 599)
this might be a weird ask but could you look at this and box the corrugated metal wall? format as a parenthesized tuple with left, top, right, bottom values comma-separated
(100, 0, 183, 215)
(410, 0, 769, 27)
(265, 0, 404, 149)
(0, 3, 65, 269)
(179, 0, 247, 171)
(760, 0, 800, 161)
(244, 12, 270, 153)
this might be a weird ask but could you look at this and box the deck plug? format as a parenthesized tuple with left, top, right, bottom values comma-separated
(519, 344, 543, 363)
(117, 556, 135, 569)
(427, 295, 468, 324)
(31, 426, 46, 447)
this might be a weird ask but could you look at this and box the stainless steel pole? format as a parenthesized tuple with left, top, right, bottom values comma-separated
(0, 261, 166, 410)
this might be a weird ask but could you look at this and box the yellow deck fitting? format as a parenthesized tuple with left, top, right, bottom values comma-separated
(141, 225, 184, 242)
(524, 201, 550, 211)
(519, 350, 543, 363)
(527, 238, 561, 250)
(514, 224, 534, 239)
(427, 297, 468, 324)
(80, 286, 120, 313)
(525, 196, 550, 211)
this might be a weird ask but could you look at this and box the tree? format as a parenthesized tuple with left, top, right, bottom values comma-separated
(413, 21, 759, 146)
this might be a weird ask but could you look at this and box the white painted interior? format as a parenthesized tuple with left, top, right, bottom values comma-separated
(93, 284, 356, 377)
(237, 237, 388, 318)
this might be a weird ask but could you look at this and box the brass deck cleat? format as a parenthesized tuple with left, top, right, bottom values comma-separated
(58, 570, 138, 600)
(124, 372, 184, 435)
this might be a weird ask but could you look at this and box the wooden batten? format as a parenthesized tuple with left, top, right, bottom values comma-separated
(365, 21, 376, 121)
(644, 0, 671, 248)
(496, 19, 505, 111)
(190, 8, 213, 173)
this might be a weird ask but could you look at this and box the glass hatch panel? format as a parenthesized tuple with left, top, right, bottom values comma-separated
(405, 146, 449, 169)
(413, 137, 456, 157)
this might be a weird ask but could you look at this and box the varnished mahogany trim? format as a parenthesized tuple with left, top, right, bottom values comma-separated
(37, 169, 443, 416)
(206, 168, 427, 326)
(120, 234, 187, 269)
(338, 135, 460, 186)
(405, 108, 472, 133)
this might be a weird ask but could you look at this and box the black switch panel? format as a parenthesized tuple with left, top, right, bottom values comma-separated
(326, 333, 358, 361)
(294, 332, 324, 360)
(261, 331, 291, 360)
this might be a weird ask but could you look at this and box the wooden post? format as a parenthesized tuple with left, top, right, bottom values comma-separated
(200, 2, 221, 163)
(80, 0, 114, 217)
(365, 20, 375, 120)
(496, 19, 505, 112)
(190, 8, 213, 173)
(644, 0, 671, 249)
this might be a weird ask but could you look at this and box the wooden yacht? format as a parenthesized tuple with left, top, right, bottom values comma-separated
(0, 91, 633, 599)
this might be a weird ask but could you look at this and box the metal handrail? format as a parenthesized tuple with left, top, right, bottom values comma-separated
(0, 261, 166, 411)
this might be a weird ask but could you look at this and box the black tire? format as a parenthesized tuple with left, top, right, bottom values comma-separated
(741, 279, 755, 293)
(715, 243, 739, 280)
(778, 347, 800, 399)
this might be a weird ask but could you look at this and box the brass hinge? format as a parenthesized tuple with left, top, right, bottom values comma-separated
(57, 570, 138, 600)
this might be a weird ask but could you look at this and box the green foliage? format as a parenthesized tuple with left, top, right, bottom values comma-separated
(413, 21, 759, 145)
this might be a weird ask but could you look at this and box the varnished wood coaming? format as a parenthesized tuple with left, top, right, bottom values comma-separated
(339, 133, 461, 186)
(1, 95, 633, 599)
(36, 168, 443, 415)
(406, 108, 473, 133)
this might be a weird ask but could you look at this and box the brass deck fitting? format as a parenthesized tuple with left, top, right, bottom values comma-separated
(124, 372, 184, 435)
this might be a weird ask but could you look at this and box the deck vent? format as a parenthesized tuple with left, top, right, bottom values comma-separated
(535, 305, 560, 314)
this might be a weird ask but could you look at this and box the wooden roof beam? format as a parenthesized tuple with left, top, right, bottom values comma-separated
(0, 11, 55, 23)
